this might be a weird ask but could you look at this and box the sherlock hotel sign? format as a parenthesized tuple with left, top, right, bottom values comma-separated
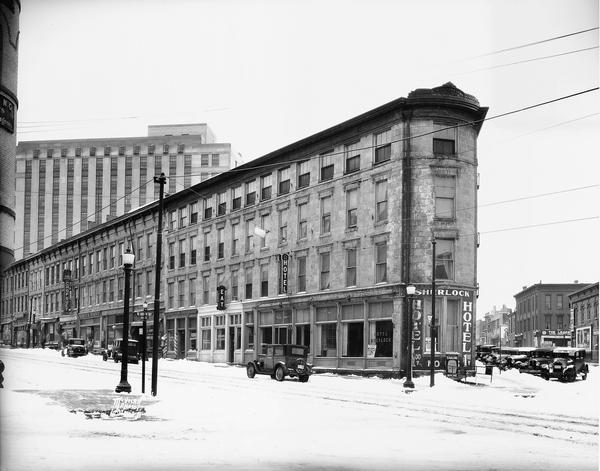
(412, 288, 474, 370)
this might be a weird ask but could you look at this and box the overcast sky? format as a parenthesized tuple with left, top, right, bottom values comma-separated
(16, 0, 599, 316)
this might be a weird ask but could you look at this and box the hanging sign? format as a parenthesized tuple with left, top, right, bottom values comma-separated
(280, 253, 289, 293)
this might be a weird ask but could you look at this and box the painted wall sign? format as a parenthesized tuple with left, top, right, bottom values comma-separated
(0, 93, 15, 134)
(412, 299, 423, 368)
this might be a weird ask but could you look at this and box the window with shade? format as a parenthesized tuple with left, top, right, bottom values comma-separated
(434, 239, 454, 280)
(297, 160, 310, 189)
(320, 151, 334, 181)
(434, 175, 456, 219)
(374, 129, 392, 164)
(345, 141, 360, 174)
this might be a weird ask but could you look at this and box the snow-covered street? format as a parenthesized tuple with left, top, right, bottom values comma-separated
(0, 348, 598, 470)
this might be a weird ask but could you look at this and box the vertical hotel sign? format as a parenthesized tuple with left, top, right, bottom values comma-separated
(0, 91, 16, 133)
(413, 288, 475, 369)
(280, 253, 289, 293)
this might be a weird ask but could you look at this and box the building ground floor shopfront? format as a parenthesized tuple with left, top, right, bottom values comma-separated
(184, 284, 477, 377)
(575, 322, 598, 362)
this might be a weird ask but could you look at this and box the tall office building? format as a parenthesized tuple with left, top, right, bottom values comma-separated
(0, 0, 20, 273)
(14, 124, 241, 259)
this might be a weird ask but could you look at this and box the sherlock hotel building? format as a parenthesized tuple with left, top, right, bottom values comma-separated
(1, 83, 487, 376)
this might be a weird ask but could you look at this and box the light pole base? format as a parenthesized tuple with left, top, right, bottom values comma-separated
(115, 381, 132, 393)
(403, 379, 415, 389)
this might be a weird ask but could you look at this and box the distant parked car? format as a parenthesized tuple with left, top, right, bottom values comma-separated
(247, 344, 312, 382)
(102, 339, 139, 364)
(542, 348, 588, 382)
(62, 338, 87, 357)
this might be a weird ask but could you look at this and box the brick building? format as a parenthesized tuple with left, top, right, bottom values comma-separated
(1, 83, 487, 376)
(513, 282, 585, 348)
(568, 282, 598, 361)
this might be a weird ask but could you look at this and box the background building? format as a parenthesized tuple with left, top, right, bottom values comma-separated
(568, 282, 598, 361)
(14, 124, 242, 259)
(0, 0, 20, 273)
(479, 304, 511, 346)
(513, 282, 584, 348)
(1, 83, 488, 376)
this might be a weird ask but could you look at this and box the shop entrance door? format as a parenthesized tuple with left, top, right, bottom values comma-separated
(177, 329, 186, 359)
(228, 327, 236, 363)
(347, 323, 363, 357)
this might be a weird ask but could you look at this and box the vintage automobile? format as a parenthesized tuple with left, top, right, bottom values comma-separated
(246, 344, 312, 382)
(519, 347, 555, 375)
(62, 338, 87, 357)
(476, 344, 497, 362)
(102, 339, 140, 364)
(500, 347, 537, 370)
(542, 347, 588, 382)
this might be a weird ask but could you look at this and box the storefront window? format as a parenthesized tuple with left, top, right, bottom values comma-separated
(319, 323, 337, 356)
(261, 326, 272, 344)
(167, 319, 175, 351)
(343, 322, 364, 357)
(216, 328, 225, 350)
(369, 320, 393, 357)
(201, 329, 211, 350)
(245, 325, 254, 349)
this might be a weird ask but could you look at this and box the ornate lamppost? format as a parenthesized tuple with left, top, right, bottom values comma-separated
(115, 249, 135, 393)
(403, 284, 416, 388)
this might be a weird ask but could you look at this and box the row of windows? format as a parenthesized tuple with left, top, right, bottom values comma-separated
(31, 144, 191, 159)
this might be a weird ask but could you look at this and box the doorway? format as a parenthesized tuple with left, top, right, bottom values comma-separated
(177, 329, 186, 359)
(228, 327, 235, 363)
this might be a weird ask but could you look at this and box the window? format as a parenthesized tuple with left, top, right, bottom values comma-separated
(369, 319, 393, 357)
(146, 270, 153, 297)
(190, 202, 198, 224)
(104, 146, 111, 156)
(203, 197, 213, 220)
(320, 151, 334, 181)
(246, 220, 254, 253)
(557, 315, 564, 330)
(118, 146, 125, 156)
(109, 279, 115, 302)
(204, 232, 211, 262)
(434, 176, 456, 219)
(190, 235, 197, 265)
(557, 295, 563, 309)
(217, 228, 224, 259)
(259, 214, 268, 248)
(374, 129, 392, 164)
(434, 239, 454, 280)
(179, 207, 187, 228)
(231, 223, 239, 256)
(163, 144, 169, 154)
(178, 280, 185, 307)
(168, 210, 176, 231)
(179, 239, 187, 267)
(231, 270, 239, 300)
(545, 295, 552, 309)
(319, 323, 337, 356)
(297, 161, 310, 188)
(298, 203, 308, 239)
(201, 154, 209, 166)
(168, 242, 175, 270)
(245, 267, 253, 300)
(217, 191, 227, 216)
(211, 154, 220, 166)
(279, 209, 288, 244)
(297, 256, 306, 292)
(177, 144, 185, 154)
(133, 145, 140, 155)
(320, 252, 331, 290)
(375, 242, 387, 283)
(261, 264, 269, 297)
(319, 196, 332, 234)
(261, 174, 272, 200)
(136, 237, 142, 261)
(167, 282, 174, 308)
(202, 276, 210, 304)
(246, 180, 257, 206)
(148, 144, 155, 155)
(232, 186, 242, 210)
(375, 180, 388, 222)
(89, 147, 96, 157)
(345, 141, 360, 173)
(545, 315, 552, 329)
(433, 138, 455, 155)
(346, 248, 357, 287)
(346, 188, 358, 228)
(278, 167, 290, 195)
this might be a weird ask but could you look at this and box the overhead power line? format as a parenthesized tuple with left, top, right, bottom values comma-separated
(464, 26, 599, 60)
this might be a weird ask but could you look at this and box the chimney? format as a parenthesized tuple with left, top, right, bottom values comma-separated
(574, 280, 579, 284)
(522, 286, 527, 290)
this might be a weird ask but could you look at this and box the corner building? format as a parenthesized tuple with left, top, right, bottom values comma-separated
(1, 83, 487, 376)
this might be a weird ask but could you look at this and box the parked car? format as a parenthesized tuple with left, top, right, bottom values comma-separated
(247, 344, 312, 382)
(519, 347, 554, 375)
(102, 339, 140, 364)
(500, 347, 537, 370)
(62, 338, 87, 357)
(476, 344, 497, 362)
(542, 347, 588, 382)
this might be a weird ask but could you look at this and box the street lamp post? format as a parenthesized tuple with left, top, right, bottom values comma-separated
(116, 249, 135, 394)
(140, 300, 149, 394)
(403, 284, 416, 389)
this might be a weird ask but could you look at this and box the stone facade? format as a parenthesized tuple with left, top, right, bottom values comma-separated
(568, 282, 598, 361)
(1, 83, 487, 377)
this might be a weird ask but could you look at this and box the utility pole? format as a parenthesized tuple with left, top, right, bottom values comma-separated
(151, 173, 166, 396)
(430, 237, 436, 388)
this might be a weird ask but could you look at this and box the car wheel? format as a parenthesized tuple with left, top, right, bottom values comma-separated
(114, 357, 119, 363)
(542, 372, 549, 381)
(246, 363, 256, 379)
(566, 369, 576, 382)
(275, 366, 285, 382)
(61, 350, 65, 357)
(299, 375, 309, 383)
(582, 373, 587, 381)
